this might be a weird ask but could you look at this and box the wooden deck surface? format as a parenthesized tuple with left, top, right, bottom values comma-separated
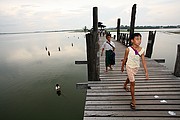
(83, 36, 180, 120)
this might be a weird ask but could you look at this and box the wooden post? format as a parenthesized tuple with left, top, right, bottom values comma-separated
(117, 18, 120, 41)
(92, 7, 100, 81)
(86, 33, 94, 81)
(174, 44, 180, 77)
(113, 35, 116, 39)
(145, 31, 156, 58)
(122, 33, 126, 45)
(126, 34, 129, 46)
(129, 4, 136, 46)
(93, 7, 98, 32)
(120, 33, 122, 42)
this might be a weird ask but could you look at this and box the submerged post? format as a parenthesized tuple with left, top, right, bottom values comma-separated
(129, 4, 136, 46)
(174, 44, 180, 77)
(145, 31, 156, 58)
(117, 18, 120, 41)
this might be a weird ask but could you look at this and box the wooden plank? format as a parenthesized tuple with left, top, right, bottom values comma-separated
(154, 59, 165, 63)
(86, 95, 180, 101)
(88, 87, 180, 92)
(88, 86, 180, 90)
(99, 73, 173, 76)
(84, 111, 180, 117)
(85, 100, 180, 105)
(86, 92, 180, 96)
(89, 85, 180, 90)
(84, 117, 180, 120)
(88, 83, 180, 86)
(85, 105, 180, 111)
(75, 61, 87, 64)
(87, 88, 180, 93)
(88, 79, 180, 84)
(100, 78, 180, 81)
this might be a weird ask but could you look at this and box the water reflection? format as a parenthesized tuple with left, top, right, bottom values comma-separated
(0, 32, 87, 120)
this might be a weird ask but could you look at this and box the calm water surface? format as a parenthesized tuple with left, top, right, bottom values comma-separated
(0, 32, 87, 120)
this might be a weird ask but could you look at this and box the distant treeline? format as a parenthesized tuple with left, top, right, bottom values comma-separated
(107, 25, 180, 30)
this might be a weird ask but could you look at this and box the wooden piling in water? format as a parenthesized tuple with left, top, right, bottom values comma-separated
(145, 31, 156, 58)
(86, 33, 94, 81)
(113, 35, 116, 39)
(48, 51, 50, 56)
(93, 7, 100, 81)
(129, 4, 136, 46)
(117, 18, 120, 41)
(174, 44, 180, 77)
(86, 7, 99, 81)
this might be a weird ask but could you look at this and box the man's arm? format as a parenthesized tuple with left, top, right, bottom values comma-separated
(121, 48, 129, 72)
(141, 53, 149, 80)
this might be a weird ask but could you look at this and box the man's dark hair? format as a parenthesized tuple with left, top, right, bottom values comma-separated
(106, 33, 111, 38)
(130, 33, 142, 40)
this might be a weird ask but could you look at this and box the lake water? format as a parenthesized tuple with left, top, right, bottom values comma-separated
(0, 32, 87, 120)
(0, 29, 180, 120)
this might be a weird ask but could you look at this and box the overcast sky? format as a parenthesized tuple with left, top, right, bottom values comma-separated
(0, 0, 179, 32)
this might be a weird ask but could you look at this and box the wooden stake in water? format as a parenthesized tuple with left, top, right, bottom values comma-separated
(145, 31, 156, 58)
(48, 51, 50, 56)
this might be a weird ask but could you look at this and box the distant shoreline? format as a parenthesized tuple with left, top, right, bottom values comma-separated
(107, 28, 180, 34)
(1, 27, 180, 35)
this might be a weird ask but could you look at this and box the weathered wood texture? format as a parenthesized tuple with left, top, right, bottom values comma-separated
(117, 18, 120, 41)
(145, 31, 156, 58)
(129, 4, 136, 46)
(93, 7, 100, 81)
(86, 33, 95, 81)
(86, 7, 99, 81)
(83, 36, 180, 120)
(174, 44, 180, 77)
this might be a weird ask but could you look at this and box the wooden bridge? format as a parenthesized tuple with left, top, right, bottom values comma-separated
(83, 36, 180, 120)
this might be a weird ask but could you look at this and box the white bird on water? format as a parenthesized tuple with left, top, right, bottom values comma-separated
(55, 84, 60, 90)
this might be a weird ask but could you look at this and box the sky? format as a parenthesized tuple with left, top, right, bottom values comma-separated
(0, 0, 179, 32)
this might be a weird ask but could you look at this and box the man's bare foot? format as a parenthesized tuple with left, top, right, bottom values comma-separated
(123, 86, 130, 92)
(130, 102, 136, 110)
(109, 67, 113, 71)
(104, 70, 108, 73)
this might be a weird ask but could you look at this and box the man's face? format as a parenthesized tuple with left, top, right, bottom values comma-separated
(132, 36, 141, 46)
(106, 36, 111, 41)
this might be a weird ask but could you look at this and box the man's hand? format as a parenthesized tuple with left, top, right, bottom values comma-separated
(145, 72, 149, 80)
(121, 66, 124, 72)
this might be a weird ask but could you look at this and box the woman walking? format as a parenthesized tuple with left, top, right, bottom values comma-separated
(101, 34, 115, 72)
